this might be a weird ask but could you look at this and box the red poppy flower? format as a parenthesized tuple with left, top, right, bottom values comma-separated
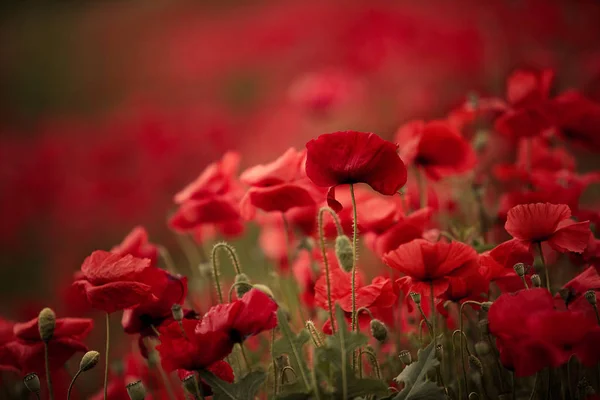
(90, 352, 153, 400)
(440, 269, 489, 307)
(111, 226, 159, 267)
(479, 239, 534, 293)
(0, 316, 92, 375)
(177, 360, 234, 397)
(72, 250, 167, 313)
(293, 249, 319, 308)
(554, 267, 600, 316)
(305, 131, 407, 212)
(529, 170, 600, 212)
(196, 288, 278, 343)
(314, 258, 397, 332)
(505, 203, 591, 254)
(494, 68, 555, 139)
(121, 271, 189, 335)
(364, 207, 433, 257)
(489, 288, 600, 376)
(240, 148, 324, 218)
(383, 239, 480, 301)
(169, 152, 244, 235)
(156, 319, 233, 372)
(552, 90, 600, 152)
(395, 120, 476, 180)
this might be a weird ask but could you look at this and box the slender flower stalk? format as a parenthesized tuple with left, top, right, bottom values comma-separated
(103, 313, 110, 400)
(349, 184, 358, 333)
(416, 168, 428, 209)
(211, 242, 243, 303)
(43, 344, 54, 400)
(536, 242, 550, 292)
(317, 206, 343, 334)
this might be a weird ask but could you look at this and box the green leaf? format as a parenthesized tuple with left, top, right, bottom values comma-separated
(392, 341, 445, 400)
(198, 369, 267, 400)
(273, 308, 312, 393)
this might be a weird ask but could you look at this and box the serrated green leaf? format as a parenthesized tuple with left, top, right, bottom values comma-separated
(392, 341, 445, 400)
(199, 369, 267, 400)
(273, 308, 311, 393)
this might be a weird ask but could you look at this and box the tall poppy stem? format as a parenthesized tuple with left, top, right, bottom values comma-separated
(430, 283, 436, 352)
(67, 369, 82, 400)
(317, 207, 343, 334)
(349, 184, 358, 333)
(537, 242, 550, 292)
(459, 300, 482, 399)
(211, 242, 243, 303)
(103, 313, 110, 400)
(44, 343, 54, 400)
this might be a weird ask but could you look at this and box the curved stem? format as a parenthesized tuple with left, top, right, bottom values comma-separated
(317, 206, 342, 334)
(537, 242, 550, 292)
(211, 242, 243, 303)
(103, 313, 110, 400)
(459, 301, 482, 399)
(349, 184, 358, 333)
(44, 343, 54, 400)
(67, 369, 82, 400)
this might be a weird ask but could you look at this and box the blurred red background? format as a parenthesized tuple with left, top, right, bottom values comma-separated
(1, 0, 599, 316)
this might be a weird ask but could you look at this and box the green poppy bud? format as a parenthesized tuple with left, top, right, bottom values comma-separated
(335, 235, 354, 273)
(38, 308, 56, 342)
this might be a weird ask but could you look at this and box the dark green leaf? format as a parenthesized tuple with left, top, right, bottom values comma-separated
(392, 341, 445, 400)
(198, 369, 267, 400)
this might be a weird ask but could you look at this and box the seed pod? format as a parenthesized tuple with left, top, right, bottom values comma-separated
(531, 274, 542, 287)
(23, 373, 41, 394)
(335, 235, 354, 273)
(585, 290, 597, 306)
(475, 341, 490, 357)
(171, 304, 184, 321)
(126, 380, 147, 400)
(480, 301, 493, 312)
(399, 350, 412, 366)
(409, 292, 421, 305)
(80, 350, 100, 372)
(253, 284, 275, 299)
(234, 273, 253, 298)
(370, 319, 388, 343)
(512, 263, 525, 277)
(38, 308, 56, 342)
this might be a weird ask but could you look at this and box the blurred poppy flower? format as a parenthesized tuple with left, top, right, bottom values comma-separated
(121, 272, 189, 335)
(395, 120, 476, 180)
(196, 288, 278, 343)
(554, 267, 600, 316)
(314, 259, 397, 333)
(305, 131, 407, 212)
(111, 226, 159, 267)
(383, 239, 480, 301)
(156, 318, 233, 372)
(0, 316, 92, 375)
(479, 239, 534, 292)
(552, 90, 600, 152)
(239, 148, 324, 218)
(72, 251, 167, 313)
(505, 203, 590, 253)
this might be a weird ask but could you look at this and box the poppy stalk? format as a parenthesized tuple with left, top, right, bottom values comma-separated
(281, 212, 307, 323)
(317, 206, 344, 334)
(103, 313, 109, 400)
(350, 184, 358, 334)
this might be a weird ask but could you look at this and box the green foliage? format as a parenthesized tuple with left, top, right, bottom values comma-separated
(198, 369, 267, 400)
(389, 341, 445, 400)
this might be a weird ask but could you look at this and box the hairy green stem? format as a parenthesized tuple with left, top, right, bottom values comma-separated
(349, 184, 358, 333)
(44, 343, 54, 400)
(317, 207, 343, 334)
(537, 242, 550, 292)
(211, 242, 243, 303)
(103, 313, 110, 400)
(66, 369, 82, 400)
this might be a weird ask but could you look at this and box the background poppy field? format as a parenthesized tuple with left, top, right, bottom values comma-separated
(1, 1, 600, 399)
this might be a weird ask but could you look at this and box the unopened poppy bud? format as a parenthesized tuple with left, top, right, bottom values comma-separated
(399, 350, 412, 366)
(126, 380, 146, 400)
(234, 273, 253, 298)
(23, 373, 41, 394)
(468, 355, 484, 374)
(253, 284, 275, 299)
(181, 374, 199, 395)
(335, 235, 354, 273)
(585, 290, 597, 306)
(171, 304, 184, 322)
(513, 263, 525, 277)
(409, 292, 421, 305)
(80, 350, 100, 372)
(468, 393, 480, 400)
(531, 274, 542, 287)
(480, 301, 493, 312)
(38, 307, 56, 342)
(435, 344, 443, 361)
(478, 319, 489, 334)
(305, 320, 324, 347)
(475, 341, 490, 356)
(370, 319, 388, 343)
